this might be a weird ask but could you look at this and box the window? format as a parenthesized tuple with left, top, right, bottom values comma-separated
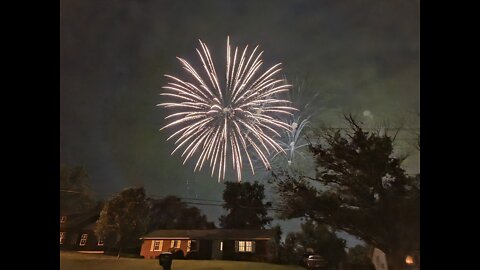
(220, 241, 223, 251)
(238, 241, 245, 252)
(60, 216, 67, 223)
(236, 241, 254, 253)
(97, 239, 104, 246)
(245, 241, 253, 252)
(170, 240, 181, 249)
(79, 234, 88, 246)
(60, 232, 66, 244)
(153, 240, 163, 251)
(188, 240, 198, 252)
(150, 240, 163, 252)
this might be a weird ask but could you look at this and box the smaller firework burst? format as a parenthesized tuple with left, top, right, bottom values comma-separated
(273, 116, 310, 166)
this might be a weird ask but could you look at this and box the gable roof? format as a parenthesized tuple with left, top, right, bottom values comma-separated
(60, 212, 99, 230)
(141, 229, 276, 240)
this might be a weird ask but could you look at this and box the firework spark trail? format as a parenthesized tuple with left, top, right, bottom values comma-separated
(273, 116, 311, 166)
(158, 37, 297, 182)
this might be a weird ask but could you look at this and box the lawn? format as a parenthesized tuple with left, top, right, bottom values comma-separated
(60, 252, 306, 270)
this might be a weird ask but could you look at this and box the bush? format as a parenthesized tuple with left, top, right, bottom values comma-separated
(185, 251, 199, 260)
(346, 245, 372, 266)
(169, 248, 184, 259)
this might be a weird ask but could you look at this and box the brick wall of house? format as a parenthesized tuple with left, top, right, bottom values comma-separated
(140, 238, 271, 261)
(140, 239, 164, 259)
(180, 240, 189, 253)
(140, 239, 190, 259)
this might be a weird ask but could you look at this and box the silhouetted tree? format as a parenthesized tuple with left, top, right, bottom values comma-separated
(95, 187, 149, 258)
(281, 220, 346, 268)
(267, 224, 282, 263)
(346, 244, 374, 268)
(60, 163, 95, 213)
(148, 195, 215, 231)
(280, 231, 303, 264)
(219, 181, 272, 229)
(273, 115, 420, 270)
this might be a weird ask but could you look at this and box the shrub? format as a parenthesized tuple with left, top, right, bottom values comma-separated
(169, 247, 184, 259)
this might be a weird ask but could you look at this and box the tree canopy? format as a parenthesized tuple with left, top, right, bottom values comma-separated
(219, 181, 272, 229)
(346, 244, 374, 267)
(94, 187, 150, 257)
(148, 195, 215, 231)
(281, 220, 346, 268)
(273, 115, 419, 270)
(60, 163, 95, 213)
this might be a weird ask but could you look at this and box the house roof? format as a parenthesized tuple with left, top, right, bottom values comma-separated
(141, 229, 276, 240)
(60, 212, 99, 230)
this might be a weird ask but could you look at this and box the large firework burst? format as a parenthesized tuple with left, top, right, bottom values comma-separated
(158, 37, 297, 182)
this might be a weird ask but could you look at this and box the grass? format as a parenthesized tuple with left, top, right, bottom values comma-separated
(60, 251, 306, 270)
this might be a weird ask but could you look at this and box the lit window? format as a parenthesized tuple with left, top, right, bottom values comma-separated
(60, 232, 66, 244)
(188, 240, 198, 252)
(97, 239, 104, 246)
(236, 241, 254, 253)
(79, 234, 88, 246)
(60, 216, 67, 223)
(220, 241, 223, 251)
(153, 240, 163, 251)
(170, 240, 181, 249)
(238, 241, 245, 252)
(245, 241, 252, 252)
(190, 240, 198, 251)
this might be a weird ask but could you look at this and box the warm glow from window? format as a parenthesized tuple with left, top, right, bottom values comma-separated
(60, 232, 66, 244)
(245, 241, 252, 252)
(238, 241, 245, 252)
(153, 240, 162, 251)
(237, 241, 253, 253)
(189, 240, 198, 252)
(405, 255, 414, 265)
(170, 240, 181, 249)
(79, 234, 88, 246)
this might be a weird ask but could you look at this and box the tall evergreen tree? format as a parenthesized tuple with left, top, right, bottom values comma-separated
(273, 115, 420, 270)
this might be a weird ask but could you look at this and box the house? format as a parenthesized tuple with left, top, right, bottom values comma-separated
(140, 229, 277, 262)
(60, 211, 104, 253)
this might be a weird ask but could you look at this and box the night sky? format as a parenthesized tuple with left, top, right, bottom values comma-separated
(60, 0, 419, 244)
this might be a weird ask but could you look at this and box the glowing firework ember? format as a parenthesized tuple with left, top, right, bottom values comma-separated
(158, 37, 297, 182)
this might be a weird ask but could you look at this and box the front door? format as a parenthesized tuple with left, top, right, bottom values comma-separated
(211, 240, 222, 260)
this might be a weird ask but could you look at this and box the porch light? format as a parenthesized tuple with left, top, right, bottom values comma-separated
(405, 255, 414, 265)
